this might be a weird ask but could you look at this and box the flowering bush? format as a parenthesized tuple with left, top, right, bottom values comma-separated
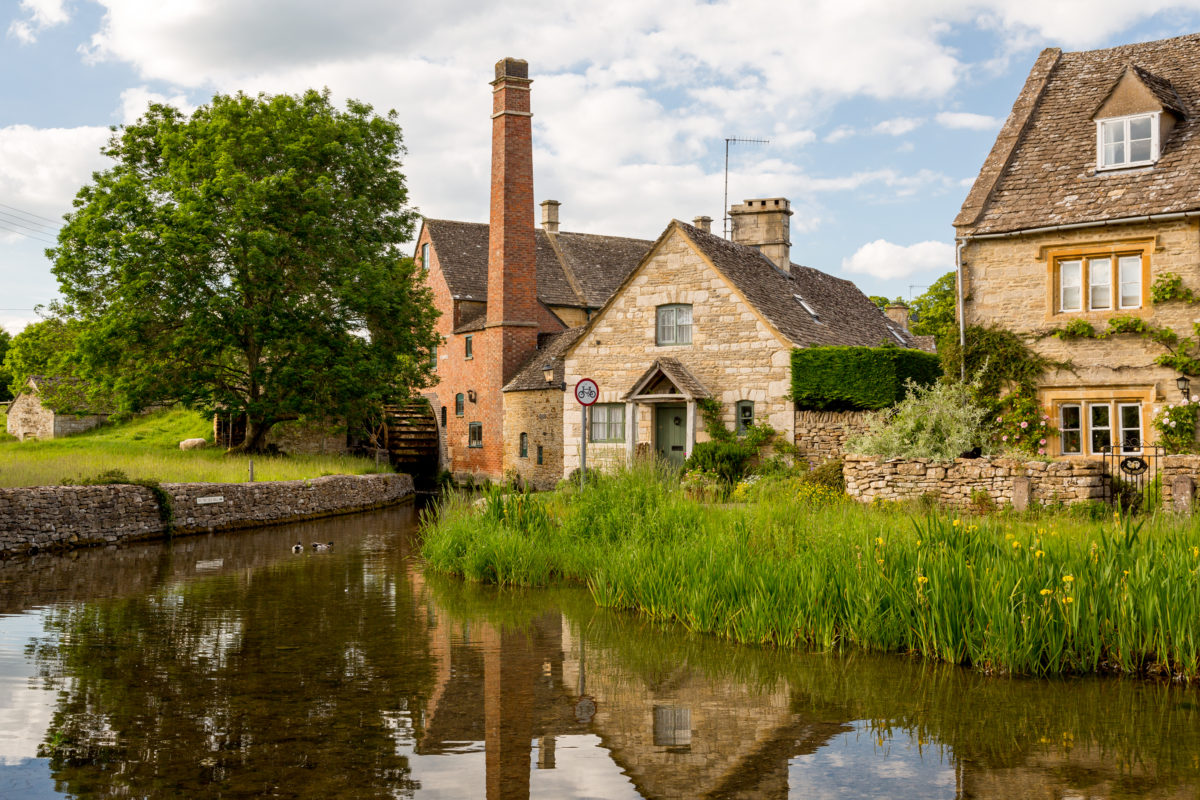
(848, 379, 990, 460)
(1153, 399, 1200, 453)
(990, 388, 1055, 457)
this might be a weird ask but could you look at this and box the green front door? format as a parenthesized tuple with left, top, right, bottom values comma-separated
(655, 404, 687, 467)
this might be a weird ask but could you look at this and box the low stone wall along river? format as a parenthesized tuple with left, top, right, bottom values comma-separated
(0, 473, 414, 556)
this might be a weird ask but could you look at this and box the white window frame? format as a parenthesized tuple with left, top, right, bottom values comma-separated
(1088, 256, 1112, 310)
(656, 304, 693, 346)
(1060, 404, 1082, 455)
(1117, 402, 1143, 454)
(1096, 113, 1160, 170)
(1118, 255, 1142, 309)
(1089, 403, 1112, 455)
(421, 242, 430, 271)
(1060, 260, 1082, 312)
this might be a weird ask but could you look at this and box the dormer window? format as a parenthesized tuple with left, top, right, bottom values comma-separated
(1097, 113, 1159, 169)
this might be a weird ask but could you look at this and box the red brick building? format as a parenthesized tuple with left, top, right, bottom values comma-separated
(416, 58, 651, 485)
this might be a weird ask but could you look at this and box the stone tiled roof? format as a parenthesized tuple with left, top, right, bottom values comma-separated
(675, 222, 923, 349)
(452, 305, 487, 334)
(622, 358, 711, 400)
(423, 219, 652, 308)
(502, 328, 586, 392)
(957, 33, 1200, 235)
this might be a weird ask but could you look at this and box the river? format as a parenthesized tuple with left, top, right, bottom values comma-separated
(0, 503, 1197, 799)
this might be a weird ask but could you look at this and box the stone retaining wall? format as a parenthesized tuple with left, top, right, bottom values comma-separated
(0, 473, 414, 557)
(1159, 455, 1200, 512)
(794, 410, 871, 467)
(843, 454, 1106, 509)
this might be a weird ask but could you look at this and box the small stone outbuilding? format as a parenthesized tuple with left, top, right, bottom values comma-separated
(5, 376, 110, 441)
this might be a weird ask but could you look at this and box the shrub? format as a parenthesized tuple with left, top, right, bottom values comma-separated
(684, 441, 755, 484)
(848, 379, 990, 461)
(801, 458, 844, 493)
(790, 346, 942, 411)
(990, 386, 1055, 457)
(1152, 399, 1200, 454)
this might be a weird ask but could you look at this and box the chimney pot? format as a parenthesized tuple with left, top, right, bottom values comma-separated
(541, 199, 560, 233)
(729, 197, 793, 272)
(495, 57, 529, 81)
(692, 215, 712, 234)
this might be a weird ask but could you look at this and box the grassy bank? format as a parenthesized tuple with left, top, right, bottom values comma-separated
(0, 409, 386, 487)
(421, 462, 1200, 678)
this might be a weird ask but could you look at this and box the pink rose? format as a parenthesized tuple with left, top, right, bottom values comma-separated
(1039, 438, 1046, 445)
(1002, 435, 1008, 442)
(1020, 421, 1028, 429)
(996, 416, 1003, 423)
(1038, 448, 1046, 455)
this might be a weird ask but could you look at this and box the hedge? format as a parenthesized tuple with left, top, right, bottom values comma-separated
(790, 346, 942, 410)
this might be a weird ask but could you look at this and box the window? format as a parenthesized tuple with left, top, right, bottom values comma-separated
(1058, 400, 1143, 455)
(440, 405, 447, 427)
(537, 445, 543, 465)
(431, 342, 438, 368)
(736, 401, 754, 434)
(468, 422, 482, 448)
(455, 393, 464, 416)
(590, 403, 625, 442)
(1060, 404, 1082, 454)
(1098, 114, 1158, 170)
(519, 432, 528, 459)
(1052, 248, 1146, 313)
(656, 304, 692, 346)
(421, 242, 430, 271)
(464, 335, 473, 359)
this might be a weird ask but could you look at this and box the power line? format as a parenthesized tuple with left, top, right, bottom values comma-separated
(0, 201, 61, 225)
(0, 209, 59, 236)
(0, 221, 58, 245)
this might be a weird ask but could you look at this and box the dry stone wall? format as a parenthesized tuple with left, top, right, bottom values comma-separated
(0, 473, 413, 557)
(1159, 455, 1200, 512)
(794, 410, 871, 467)
(844, 454, 1106, 509)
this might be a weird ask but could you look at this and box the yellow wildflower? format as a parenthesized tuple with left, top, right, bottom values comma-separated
(1040, 588, 1052, 596)
(917, 575, 929, 585)
(1012, 540, 1021, 549)
(876, 537, 885, 546)
(952, 519, 961, 527)
(1035, 550, 1044, 558)
(1063, 575, 1074, 584)
(916, 539, 922, 546)
(1193, 546, 1199, 558)
(1063, 596, 1074, 604)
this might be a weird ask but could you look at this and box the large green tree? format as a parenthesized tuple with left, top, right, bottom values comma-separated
(909, 271, 958, 349)
(0, 326, 11, 402)
(51, 90, 438, 452)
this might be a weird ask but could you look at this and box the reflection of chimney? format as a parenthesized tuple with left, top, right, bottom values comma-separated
(486, 57, 538, 330)
(885, 303, 910, 330)
(692, 215, 712, 234)
(540, 199, 560, 233)
(729, 197, 792, 272)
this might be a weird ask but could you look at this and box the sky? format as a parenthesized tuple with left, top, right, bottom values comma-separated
(6, 2, 1200, 335)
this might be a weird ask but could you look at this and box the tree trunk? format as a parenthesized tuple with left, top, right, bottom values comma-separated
(228, 418, 274, 454)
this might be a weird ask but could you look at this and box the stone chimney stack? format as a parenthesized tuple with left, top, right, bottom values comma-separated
(885, 303, 910, 330)
(729, 197, 792, 272)
(486, 57, 540, 382)
(541, 199, 560, 233)
(692, 215, 712, 234)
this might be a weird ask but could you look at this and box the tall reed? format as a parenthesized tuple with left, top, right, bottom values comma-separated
(421, 462, 1200, 678)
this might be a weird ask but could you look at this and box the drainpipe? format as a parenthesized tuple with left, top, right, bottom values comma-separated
(956, 236, 968, 383)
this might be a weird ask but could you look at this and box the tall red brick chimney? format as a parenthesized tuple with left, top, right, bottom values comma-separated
(486, 58, 539, 382)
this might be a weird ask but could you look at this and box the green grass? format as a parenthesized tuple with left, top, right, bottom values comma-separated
(421, 462, 1200, 678)
(0, 408, 386, 487)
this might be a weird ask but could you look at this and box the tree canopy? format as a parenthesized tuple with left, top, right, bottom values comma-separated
(0, 319, 97, 410)
(909, 271, 957, 349)
(0, 326, 11, 402)
(51, 90, 439, 451)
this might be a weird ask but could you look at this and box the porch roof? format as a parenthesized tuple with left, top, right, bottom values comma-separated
(622, 358, 711, 402)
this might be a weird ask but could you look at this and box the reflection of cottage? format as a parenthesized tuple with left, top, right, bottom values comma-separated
(560, 206, 929, 474)
(956, 33, 1200, 457)
(5, 375, 110, 441)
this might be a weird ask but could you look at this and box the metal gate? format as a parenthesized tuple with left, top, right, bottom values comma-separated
(1101, 444, 1161, 512)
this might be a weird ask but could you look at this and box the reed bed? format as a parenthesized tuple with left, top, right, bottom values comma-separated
(0, 409, 384, 487)
(421, 462, 1200, 678)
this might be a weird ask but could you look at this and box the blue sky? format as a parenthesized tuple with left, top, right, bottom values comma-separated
(5, 1, 1200, 335)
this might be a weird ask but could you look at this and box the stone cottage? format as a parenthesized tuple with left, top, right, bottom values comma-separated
(559, 201, 928, 476)
(956, 32, 1200, 457)
(414, 57, 652, 487)
(6, 375, 109, 441)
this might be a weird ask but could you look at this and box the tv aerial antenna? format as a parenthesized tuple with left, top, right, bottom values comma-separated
(723, 137, 769, 238)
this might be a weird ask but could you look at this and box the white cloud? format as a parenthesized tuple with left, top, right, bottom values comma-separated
(0, 125, 111, 224)
(7, 0, 69, 44)
(824, 126, 856, 143)
(842, 239, 956, 279)
(119, 86, 195, 124)
(874, 117, 924, 136)
(936, 111, 1002, 130)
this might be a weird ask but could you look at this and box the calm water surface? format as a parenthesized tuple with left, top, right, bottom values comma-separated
(0, 504, 1198, 799)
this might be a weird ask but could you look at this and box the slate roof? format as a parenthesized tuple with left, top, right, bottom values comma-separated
(674, 221, 923, 349)
(957, 33, 1200, 235)
(502, 327, 586, 392)
(423, 218, 652, 308)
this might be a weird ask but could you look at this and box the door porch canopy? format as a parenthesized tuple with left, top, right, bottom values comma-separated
(620, 358, 711, 461)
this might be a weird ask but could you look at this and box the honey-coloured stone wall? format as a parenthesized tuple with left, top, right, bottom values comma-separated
(794, 410, 871, 467)
(502, 388, 565, 490)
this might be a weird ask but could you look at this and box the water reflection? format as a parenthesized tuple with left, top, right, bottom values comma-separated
(0, 506, 1197, 799)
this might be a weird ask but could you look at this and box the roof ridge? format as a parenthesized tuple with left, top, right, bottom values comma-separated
(540, 229, 589, 306)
